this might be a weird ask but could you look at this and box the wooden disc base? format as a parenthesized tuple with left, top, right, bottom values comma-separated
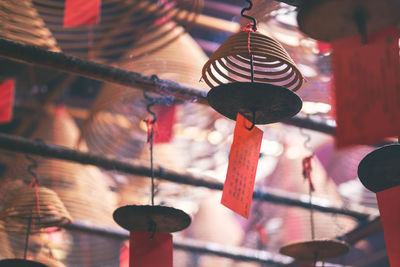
(279, 239, 350, 262)
(0, 259, 49, 267)
(207, 82, 302, 124)
(297, 0, 400, 42)
(358, 144, 400, 193)
(113, 205, 191, 233)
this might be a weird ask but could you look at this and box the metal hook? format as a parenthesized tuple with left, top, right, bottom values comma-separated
(148, 219, 157, 239)
(354, 7, 367, 44)
(241, 0, 257, 31)
(299, 127, 313, 154)
(246, 110, 256, 131)
(143, 92, 157, 123)
(25, 154, 38, 180)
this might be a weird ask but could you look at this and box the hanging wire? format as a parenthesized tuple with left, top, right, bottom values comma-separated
(143, 92, 157, 206)
(240, 0, 257, 84)
(26, 154, 39, 185)
(299, 127, 316, 242)
(143, 90, 175, 206)
(24, 153, 40, 260)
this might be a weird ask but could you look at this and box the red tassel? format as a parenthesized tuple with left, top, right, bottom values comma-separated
(302, 155, 315, 192)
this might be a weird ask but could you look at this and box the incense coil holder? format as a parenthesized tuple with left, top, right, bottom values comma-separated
(113, 205, 191, 233)
(0, 259, 49, 267)
(201, 30, 304, 91)
(0, 186, 72, 234)
(358, 144, 400, 193)
(280, 239, 350, 262)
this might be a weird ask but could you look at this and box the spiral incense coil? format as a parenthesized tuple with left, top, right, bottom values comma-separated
(0, 0, 59, 51)
(31, 0, 203, 62)
(0, 222, 13, 259)
(201, 30, 304, 91)
(2, 108, 118, 227)
(0, 186, 72, 234)
(81, 28, 209, 158)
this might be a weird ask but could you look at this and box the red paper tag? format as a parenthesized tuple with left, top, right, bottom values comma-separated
(331, 28, 400, 147)
(63, 0, 101, 27)
(317, 41, 331, 55)
(130, 231, 172, 267)
(0, 79, 14, 123)
(376, 186, 400, 267)
(120, 243, 129, 267)
(154, 105, 176, 144)
(221, 113, 263, 219)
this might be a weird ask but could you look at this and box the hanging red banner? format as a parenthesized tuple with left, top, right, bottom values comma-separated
(331, 28, 400, 147)
(63, 0, 101, 27)
(130, 231, 172, 267)
(221, 113, 263, 219)
(154, 105, 176, 144)
(376, 186, 400, 267)
(0, 79, 15, 123)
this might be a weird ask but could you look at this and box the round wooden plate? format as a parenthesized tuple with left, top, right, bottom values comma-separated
(358, 144, 400, 193)
(297, 0, 400, 42)
(280, 239, 350, 262)
(113, 205, 191, 233)
(0, 259, 49, 267)
(207, 82, 302, 125)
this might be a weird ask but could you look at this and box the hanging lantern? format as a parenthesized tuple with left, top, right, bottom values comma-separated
(201, 0, 303, 126)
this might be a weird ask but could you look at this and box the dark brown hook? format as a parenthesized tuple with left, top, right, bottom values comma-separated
(241, 0, 257, 31)
(354, 7, 367, 44)
(246, 110, 256, 131)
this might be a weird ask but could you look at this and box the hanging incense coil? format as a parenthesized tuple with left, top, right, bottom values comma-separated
(280, 239, 350, 262)
(0, 186, 71, 234)
(0, 108, 122, 267)
(30, 0, 203, 62)
(201, 30, 304, 91)
(240, 134, 356, 253)
(81, 27, 209, 158)
(2, 108, 118, 227)
(0, 0, 59, 51)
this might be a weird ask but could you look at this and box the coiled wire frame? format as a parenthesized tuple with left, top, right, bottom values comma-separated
(201, 31, 304, 91)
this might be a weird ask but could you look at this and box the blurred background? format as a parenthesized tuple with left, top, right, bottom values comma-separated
(0, 0, 389, 266)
